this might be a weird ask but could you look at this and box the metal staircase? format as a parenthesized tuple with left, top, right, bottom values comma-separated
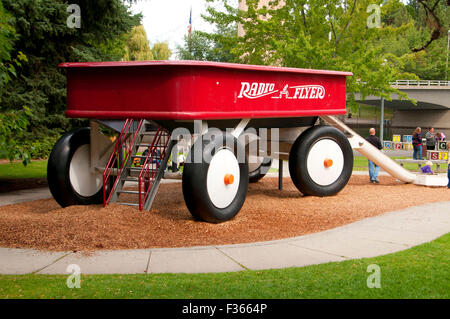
(103, 119, 172, 210)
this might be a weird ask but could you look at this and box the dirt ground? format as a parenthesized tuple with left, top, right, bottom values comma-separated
(0, 175, 449, 252)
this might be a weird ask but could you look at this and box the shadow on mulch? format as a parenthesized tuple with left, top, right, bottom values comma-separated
(0, 178, 48, 193)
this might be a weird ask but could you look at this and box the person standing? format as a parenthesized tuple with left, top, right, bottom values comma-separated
(366, 128, 382, 183)
(425, 127, 436, 151)
(412, 127, 423, 160)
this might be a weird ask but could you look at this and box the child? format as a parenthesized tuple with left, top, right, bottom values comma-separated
(420, 161, 433, 174)
(436, 132, 446, 141)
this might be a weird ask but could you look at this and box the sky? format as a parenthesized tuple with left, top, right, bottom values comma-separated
(129, 0, 230, 59)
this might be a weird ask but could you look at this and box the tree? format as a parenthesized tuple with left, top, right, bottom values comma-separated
(410, 0, 448, 52)
(0, 107, 32, 165)
(123, 25, 154, 61)
(0, 1, 15, 85)
(151, 42, 171, 60)
(0, 1, 30, 164)
(403, 0, 449, 79)
(0, 0, 140, 160)
(203, 0, 420, 104)
(123, 25, 172, 61)
(176, 25, 238, 62)
(379, 0, 449, 80)
(177, 31, 215, 61)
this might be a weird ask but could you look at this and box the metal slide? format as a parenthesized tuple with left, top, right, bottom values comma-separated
(321, 115, 416, 183)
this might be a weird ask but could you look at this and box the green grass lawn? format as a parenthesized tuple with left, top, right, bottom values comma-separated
(0, 160, 48, 179)
(0, 233, 448, 299)
(269, 156, 441, 173)
(352, 156, 446, 172)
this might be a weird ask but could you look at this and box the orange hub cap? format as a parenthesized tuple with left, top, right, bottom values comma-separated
(224, 174, 234, 185)
(324, 158, 333, 168)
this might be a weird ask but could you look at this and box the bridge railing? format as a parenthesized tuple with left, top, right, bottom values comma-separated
(390, 80, 450, 87)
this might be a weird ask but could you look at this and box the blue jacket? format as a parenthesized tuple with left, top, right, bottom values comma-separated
(412, 133, 422, 146)
(421, 165, 432, 174)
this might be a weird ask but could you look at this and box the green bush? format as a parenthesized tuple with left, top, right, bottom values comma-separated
(16, 129, 61, 160)
(28, 135, 60, 159)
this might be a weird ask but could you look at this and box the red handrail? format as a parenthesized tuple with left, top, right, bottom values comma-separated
(103, 119, 143, 206)
(138, 129, 170, 210)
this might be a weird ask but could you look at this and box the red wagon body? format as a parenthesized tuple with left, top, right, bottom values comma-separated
(60, 61, 351, 120)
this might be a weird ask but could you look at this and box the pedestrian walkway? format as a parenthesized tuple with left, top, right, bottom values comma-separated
(0, 201, 448, 275)
(0, 180, 180, 207)
(0, 188, 52, 206)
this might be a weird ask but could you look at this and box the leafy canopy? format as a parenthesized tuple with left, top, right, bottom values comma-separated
(124, 25, 154, 61)
(176, 23, 238, 62)
(0, 0, 141, 163)
(202, 0, 424, 104)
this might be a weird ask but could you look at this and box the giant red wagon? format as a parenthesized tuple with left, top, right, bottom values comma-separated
(48, 61, 354, 222)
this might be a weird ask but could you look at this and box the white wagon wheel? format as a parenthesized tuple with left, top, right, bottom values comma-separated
(47, 127, 110, 207)
(289, 125, 353, 196)
(182, 131, 249, 223)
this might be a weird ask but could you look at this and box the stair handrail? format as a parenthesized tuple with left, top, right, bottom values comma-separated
(138, 128, 170, 210)
(103, 119, 143, 206)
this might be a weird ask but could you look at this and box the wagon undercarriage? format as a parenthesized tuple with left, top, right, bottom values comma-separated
(48, 117, 353, 223)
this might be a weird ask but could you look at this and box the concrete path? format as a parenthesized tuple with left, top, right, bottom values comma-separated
(0, 188, 52, 206)
(0, 180, 181, 207)
(0, 201, 448, 275)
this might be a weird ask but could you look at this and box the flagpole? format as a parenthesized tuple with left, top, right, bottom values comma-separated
(188, 6, 192, 55)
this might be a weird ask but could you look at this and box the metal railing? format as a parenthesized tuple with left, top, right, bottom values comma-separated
(138, 128, 170, 211)
(390, 80, 450, 87)
(103, 119, 143, 207)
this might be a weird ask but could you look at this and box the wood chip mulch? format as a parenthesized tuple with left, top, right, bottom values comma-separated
(0, 175, 449, 252)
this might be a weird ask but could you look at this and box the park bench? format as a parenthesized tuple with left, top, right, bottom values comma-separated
(395, 159, 447, 173)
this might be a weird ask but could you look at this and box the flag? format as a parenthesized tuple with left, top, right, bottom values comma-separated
(188, 7, 192, 38)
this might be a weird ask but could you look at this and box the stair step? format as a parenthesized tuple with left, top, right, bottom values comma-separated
(124, 177, 154, 182)
(136, 145, 166, 149)
(128, 167, 157, 172)
(118, 190, 145, 195)
(98, 168, 121, 176)
(116, 202, 139, 207)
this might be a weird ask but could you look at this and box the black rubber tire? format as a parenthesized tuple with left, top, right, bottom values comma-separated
(248, 157, 272, 183)
(182, 132, 249, 223)
(289, 125, 353, 197)
(47, 127, 106, 207)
